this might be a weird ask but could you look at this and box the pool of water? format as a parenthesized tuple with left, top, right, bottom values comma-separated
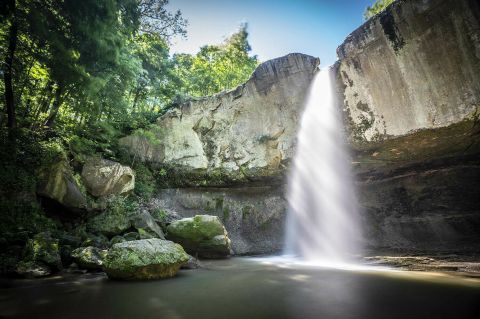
(1, 257, 479, 319)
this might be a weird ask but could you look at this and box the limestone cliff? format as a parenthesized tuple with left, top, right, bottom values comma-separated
(120, 53, 319, 187)
(336, 0, 480, 253)
(337, 0, 480, 143)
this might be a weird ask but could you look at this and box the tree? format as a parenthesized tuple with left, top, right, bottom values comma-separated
(364, 0, 395, 20)
(173, 24, 259, 97)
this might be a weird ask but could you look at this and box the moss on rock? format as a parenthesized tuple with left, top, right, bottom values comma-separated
(103, 239, 189, 280)
(166, 215, 231, 258)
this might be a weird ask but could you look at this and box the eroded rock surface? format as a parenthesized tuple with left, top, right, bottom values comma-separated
(120, 53, 319, 186)
(81, 157, 135, 197)
(336, 0, 480, 143)
(336, 0, 480, 253)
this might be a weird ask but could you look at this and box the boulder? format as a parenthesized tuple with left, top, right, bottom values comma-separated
(103, 239, 189, 280)
(130, 210, 165, 239)
(71, 246, 107, 270)
(37, 160, 87, 211)
(166, 215, 231, 258)
(23, 232, 62, 270)
(81, 157, 135, 197)
(15, 261, 51, 278)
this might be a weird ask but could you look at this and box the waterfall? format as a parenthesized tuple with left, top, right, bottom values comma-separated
(284, 67, 361, 264)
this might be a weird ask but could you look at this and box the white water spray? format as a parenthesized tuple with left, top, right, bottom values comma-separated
(284, 67, 361, 264)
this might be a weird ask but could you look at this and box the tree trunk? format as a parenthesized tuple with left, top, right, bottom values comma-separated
(3, 0, 18, 130)
(44, 85, 63, 128)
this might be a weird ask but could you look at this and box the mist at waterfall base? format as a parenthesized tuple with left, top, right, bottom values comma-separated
(284, 67, 362, 266)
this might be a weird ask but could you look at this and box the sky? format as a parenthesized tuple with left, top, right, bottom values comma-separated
(166, 0, 374, 66)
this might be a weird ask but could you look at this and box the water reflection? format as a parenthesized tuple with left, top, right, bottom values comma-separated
(1, 258, 479, 319)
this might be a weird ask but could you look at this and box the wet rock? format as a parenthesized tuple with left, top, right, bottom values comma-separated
(130, 210, 165, 239)
(15, 261, 51, 278)
(103, 239, 189, 280)
(181, 255, 201, 270)
(81, 157, 135, 197)
(24, 232, 62, 270)
(71, 247, 107, 270)
(167, 215, 231, 258)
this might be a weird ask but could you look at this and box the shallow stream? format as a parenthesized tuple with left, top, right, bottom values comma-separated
(1, 257, 479, 319)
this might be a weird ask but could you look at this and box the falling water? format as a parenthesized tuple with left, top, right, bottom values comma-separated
(284, 67, 361, 264)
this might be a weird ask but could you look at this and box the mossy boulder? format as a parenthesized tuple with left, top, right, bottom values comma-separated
(166, 215, 231, 258)
(23, 232, 62, 270)
(15, 260, 51, 278)
(103, 239, 189, 280)
(71, 246, 107, 270)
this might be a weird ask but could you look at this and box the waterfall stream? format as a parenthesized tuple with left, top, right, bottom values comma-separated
(284, 67, 362, 264)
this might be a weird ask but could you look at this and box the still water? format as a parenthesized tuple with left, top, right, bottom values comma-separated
(1, 257, 479, 319)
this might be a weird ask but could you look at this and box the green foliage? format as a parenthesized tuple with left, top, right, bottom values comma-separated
(364, 0, 395, 20)
(132, 163, 157, 199)
(172, 24, 259, 97)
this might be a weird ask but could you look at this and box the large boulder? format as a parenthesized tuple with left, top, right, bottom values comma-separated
(166, 215, 231, 258)
(23, 232, 62, 271)
(37, 160, 87, 211)
(71, 246, 107, 270)
(103, 239, 189, 280)
(81, 157, 135, 197)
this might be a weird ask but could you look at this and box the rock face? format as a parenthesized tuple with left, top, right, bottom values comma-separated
(37, 160, 87, 212)
(103, 239, 189, 280)
(166, 215, 231, 258)
(81, 157, 135, 197)
(336, 0, 480, 142)
(120, 53, 319, 186)
(157, 187, 286, 255)
(336, 0, 480, 253)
